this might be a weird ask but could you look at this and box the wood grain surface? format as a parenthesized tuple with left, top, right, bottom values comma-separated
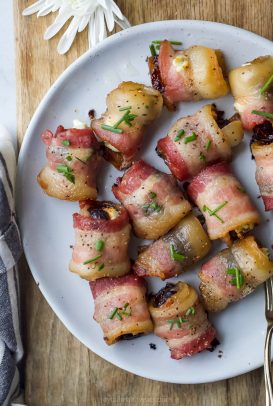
(14, 1, 273, 405)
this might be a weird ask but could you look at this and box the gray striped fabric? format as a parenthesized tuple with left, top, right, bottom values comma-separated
(0, 126, 24, 406)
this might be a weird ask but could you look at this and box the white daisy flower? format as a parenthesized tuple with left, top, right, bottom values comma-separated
(22, 0, 130, 54)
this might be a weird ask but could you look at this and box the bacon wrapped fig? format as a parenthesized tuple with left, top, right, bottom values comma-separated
(69, 200, 131, 281)
(187, 162, 260, 244)
(148, 41, 229, 108)
(92, 82, 163, 170)
(149, 282, 217, 359)
(229, 56, 273, 130)
(133, 213, 211, 280)
(157, 104, 243, 180)
(199, 236, 273, 312)
(251, 121, 273, 211)
(112, 160, 191, 240)
(90, 273, 153, 345)
(37, 125, 101, 201)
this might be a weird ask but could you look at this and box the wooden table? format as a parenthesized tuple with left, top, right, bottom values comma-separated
(14, 1, 272, 405)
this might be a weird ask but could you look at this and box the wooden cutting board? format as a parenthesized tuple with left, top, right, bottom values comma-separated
(14, 0, 272, 405)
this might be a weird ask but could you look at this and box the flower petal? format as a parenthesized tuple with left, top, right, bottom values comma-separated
(37, 2, 56, 17)
(57, 15, 81, 54)
(114, 15, 131, 30)
(109, 0, 124, 20)
(44, 10, 73, 39)
(104, 7, 115, 32)
(22, 0, 46, 16)
(78, 15, 90, 32)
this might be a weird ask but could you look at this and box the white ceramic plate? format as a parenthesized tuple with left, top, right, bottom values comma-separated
(17, 20, 273, 384)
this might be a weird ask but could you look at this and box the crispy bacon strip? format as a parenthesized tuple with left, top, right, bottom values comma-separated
(251, 122, 273, 211)
(148, 41, 229, 108)
(149, 282, 217, 359)
(187, 162, 260, 243)
(70, 201, 131, 281)
(90, 274, 153, 345)
(133, 213, 211, 280)
(92, 82, 163, 170)
(112, 160, 191, 240)
(37, 125, 101, 201)
(229, 56, 273, 130)
(199, 236, 273, 312)
(157, 105, 243, 180)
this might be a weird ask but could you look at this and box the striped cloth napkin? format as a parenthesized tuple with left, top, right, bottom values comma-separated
(0, 125, 24, 405)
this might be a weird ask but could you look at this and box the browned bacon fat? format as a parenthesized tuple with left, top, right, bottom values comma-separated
(157, 105, 243, 181)
(90, 274, 153, 345)
(133, 213, 211, 280)
(69, 200, 131, 281)
(149, 282, 217, 359)
(112, 160, 191, 240)
(37, 125, 101, 201)
(229, 56, 273, 130)
(187, 162, 260, 244)
(148, 41, 229, 108)
(92, 82, 163, 170)
(251, 121, 273, 211)
(199, 236, 273, 312)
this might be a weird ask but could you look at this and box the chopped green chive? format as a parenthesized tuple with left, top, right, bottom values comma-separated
(226, 267, 245, 289)
(97, 264, 105, 271)
(251, 110, 273, 119)
(205, 140, 212, 151)
(260, 74, 273, 94)
(152, 40, 183, 45)
(186, 307, 196, 316)
(66, 155, 73, 161)
(142, 202, 162, 214)
(56, 164, 75, 184)
(149, 43, 157, 57)
(62, 139, 70, 146)
(108, 303, 132, 320)
(83, 255, 102, 265)
(113, 109, 137, 129)
(167, 316, 187, 330)
(109, 307, 118, 320)
(184, 132, 197, 144)
(237, 186, 246, 193)
(75, 156, 87, 165)
(174, 129, 185, 142)
(101, 124, 123, 134)
(95, 240, 104, 252)
(199, 152, 206, 161)
(170, 244, 185, 262)
(149, 191, 157, 199)
(119, 106, 132, 111)
(203, 201, 228, 224)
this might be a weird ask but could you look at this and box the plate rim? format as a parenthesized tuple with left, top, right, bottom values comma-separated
(17, 19, 273, 384)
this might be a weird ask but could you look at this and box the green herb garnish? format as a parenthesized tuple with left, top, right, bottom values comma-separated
(199, 152, 206, 161)
(66, 155, 73, 161)
(174, 129, 185, 142)
(113, 109, 137, 128)
(83, 255, 102, 265)
(97, 264, 105, 271)
(56, 164, 75, 184)
(119, 106, 132, 111)
(203, 201, 228, 224)
(184, 132, 197, 144)
(142, 202, 162, 214)
(95, 240, 104, 252)
(62, 139, 70, 146)
(152, 40, 183, 45)
(167, 316, 187, 330)
(260, 74, 273, 94)
(170, 244, 185, 262)
(149, 44, 157, 57)
(75, 156, 88, 165)
(109, 307, 118, 320)
(205, 140, 212, 151)
(149, 191, 157, 199)
(101, 124, 123, 134)
(108, 303, 132, 320)
(251, 110, 273, 119)
(186, 307, 196, 316)
(226, 267, 245, 289)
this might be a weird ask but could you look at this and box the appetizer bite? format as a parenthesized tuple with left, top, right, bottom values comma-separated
(37, 125, 101, 201)
(112, 160, 191, 240)
(199, 236, 273, 312)
(149, 282, 217, 359)
(92, 81, 163, 170)
(148, 40, 229, 109)
(251, 121, 273, 211)
(229, 56, 273, 129)
(133, 213, 211, 280)
(157, 104, 243, 180)
(69, 200, 131, 281)
(90, 273, 153, 345)
(187, 162, 260, 244)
